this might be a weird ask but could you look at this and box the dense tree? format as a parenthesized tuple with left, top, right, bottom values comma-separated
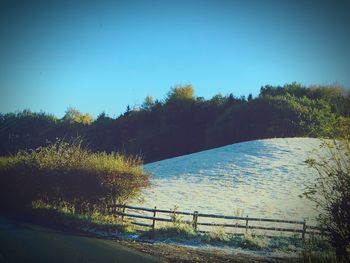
(141, 95, 155, 111)
(63, 107, 93, 125)
(166, 85, 194, 104)
(0, 83, 349, 162)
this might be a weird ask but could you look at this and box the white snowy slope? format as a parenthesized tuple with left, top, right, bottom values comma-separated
(133, 138, 325, 223)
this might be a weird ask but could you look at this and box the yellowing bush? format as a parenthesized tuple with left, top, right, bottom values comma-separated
(0, 139, 149, 213)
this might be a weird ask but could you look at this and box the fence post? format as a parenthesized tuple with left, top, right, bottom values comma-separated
(301, 219, 307, 242)
(152, 206, 157, 231)
(245, 215, 249, 233)
(192, 211, 198, 231)
(121, 204, 126, 221)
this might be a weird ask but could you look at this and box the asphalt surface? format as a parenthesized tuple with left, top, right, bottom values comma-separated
(0, 215, 162, 263)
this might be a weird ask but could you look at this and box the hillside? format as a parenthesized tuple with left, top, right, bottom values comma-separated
(132, 137, 325, 223)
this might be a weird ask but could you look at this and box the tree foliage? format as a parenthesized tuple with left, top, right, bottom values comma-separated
(166, 84, 194, 102)
(141, 95, 155, 111)
(0, 83, 349, 163)
(303, 123, 350, 261)
(63, 107, 93, 125)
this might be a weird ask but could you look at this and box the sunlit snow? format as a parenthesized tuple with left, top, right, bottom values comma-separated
(133, 138, 324, 223)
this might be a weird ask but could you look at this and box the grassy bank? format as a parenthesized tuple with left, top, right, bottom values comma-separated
(0, 201, 338, 263)
(139, 223, 337, 262)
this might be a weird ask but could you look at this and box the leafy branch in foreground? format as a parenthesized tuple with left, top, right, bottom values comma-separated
(303, 123, 350, 262)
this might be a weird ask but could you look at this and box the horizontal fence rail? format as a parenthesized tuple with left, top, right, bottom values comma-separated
(108, 204, 323, 240)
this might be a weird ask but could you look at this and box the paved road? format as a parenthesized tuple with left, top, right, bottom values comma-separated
(0, 215, 162, 263)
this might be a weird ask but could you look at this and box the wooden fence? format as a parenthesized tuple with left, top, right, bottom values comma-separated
(109, 204, 323, 240)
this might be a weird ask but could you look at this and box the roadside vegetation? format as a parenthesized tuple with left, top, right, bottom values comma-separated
(135, 208, 336, 261)
(138, 221, 336, 261)
(0, 139, 150, 213)
(303, 123, 350, 262)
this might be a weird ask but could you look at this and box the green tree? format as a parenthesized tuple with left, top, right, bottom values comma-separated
(166, 84, 194, 103)
(141, 95, 155, 111)
(1, 83, 349, 164)
(210, 93, 226, 106)
(63, 107, 93, 125)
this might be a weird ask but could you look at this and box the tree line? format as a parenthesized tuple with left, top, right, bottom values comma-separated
(1, 82, 349, 163)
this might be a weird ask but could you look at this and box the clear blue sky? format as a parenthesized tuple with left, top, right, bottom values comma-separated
(1, 0, 349, 118)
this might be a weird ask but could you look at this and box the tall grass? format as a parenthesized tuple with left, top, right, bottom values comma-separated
(0, 139, 150, 214)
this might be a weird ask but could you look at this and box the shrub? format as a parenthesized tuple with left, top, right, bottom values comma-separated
(206, 226, 229, 242)
(0, 139, 150, 214)
(303, 125, 350, 262)
(150, 224, 196, 239)
(242, 232, 269, 250)
(140, 222, 197, 240)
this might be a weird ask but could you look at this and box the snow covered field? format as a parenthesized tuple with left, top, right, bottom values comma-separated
(133, 138, 324, 224)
